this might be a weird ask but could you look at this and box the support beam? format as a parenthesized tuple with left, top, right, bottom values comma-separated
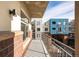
(75, 1, 79, 56)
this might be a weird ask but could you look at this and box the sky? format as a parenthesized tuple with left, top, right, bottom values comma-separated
(42, 1, 75, 24)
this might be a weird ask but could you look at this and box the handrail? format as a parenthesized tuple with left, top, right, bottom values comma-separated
(52, 41, 73, 57)
(42, 33, 75, 57)
(52, 38, 75, 57)
(52, 38, 75, 51)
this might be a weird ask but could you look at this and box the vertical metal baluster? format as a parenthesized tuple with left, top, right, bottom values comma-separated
(61, 51, 63, 57)
(62, 50, 64, 57)
(59, 50, 61, 57)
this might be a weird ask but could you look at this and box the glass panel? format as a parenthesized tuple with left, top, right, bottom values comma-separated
(21, 23, 26, 40)
(37, 28, 40, 31)
(52, 21, 56, 24)
(45, 28, 48, 31)
(52, 28, 56, 30)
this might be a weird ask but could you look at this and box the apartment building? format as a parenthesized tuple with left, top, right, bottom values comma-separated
(49, 19, 69, 35)
(32, 18, 42, 40)
(42, 20, 49, 32)
(0, 1, 48, 57)
(1, 1, 79, 57)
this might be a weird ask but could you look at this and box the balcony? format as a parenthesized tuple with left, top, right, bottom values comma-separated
(0, 1, 77, 57)
(42, 33, 75, 57)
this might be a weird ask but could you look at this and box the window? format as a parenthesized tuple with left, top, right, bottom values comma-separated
(64, 22, 66, 25)
(52, 28, 56, 30)
(52, 21, 56, 24)
(21, 23, 26, 40)
(21, 21, 28, 41)
(37, 21, 40, 26)
(58, 22, 61, 26)
(25, 25, 28, 37)
(58, 27, 62, 32)
(37, 34, 40, 37)
(37, 28, 40, 31)
(69, 27, 72, 31)
(45, 22, 48, 26)
(45, 28, 48, 31)
(21, 10, 29, 41)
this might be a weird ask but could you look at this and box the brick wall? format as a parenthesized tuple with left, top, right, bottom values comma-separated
(0, 31, 23, 57)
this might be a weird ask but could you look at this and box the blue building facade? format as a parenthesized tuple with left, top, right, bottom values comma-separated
(49, 19, 69, 35)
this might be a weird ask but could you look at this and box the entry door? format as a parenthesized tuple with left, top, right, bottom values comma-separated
(36, 32, 41, 40)
(32, 32, 35, 39)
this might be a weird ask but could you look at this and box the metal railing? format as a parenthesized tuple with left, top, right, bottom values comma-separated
(51, 38, 75, 57)
(41, 33, 75, 57)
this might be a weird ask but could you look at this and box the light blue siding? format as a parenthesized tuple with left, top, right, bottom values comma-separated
(49, 19, 68, 34)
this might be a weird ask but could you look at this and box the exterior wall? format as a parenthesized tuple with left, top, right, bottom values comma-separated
(32, 18, 42, 40)
(42, 21, 49, 32)
(0, 31, 23, 57)
(35, 19, 42, 40)
(68, 20, 75, 33)
(13, 32, 23, 57)
(11, 16, 21, 31)
(0, 1, 31, 31)
(0, 1, 20, 31)
(0, 1, 32, 57)
(49, 19, 68, 34)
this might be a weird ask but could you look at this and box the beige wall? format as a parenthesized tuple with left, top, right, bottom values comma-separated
(0, 1, 20, 31)
(0, 1, 30, 31)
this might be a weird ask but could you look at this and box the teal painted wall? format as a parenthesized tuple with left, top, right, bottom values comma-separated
(49, 19, 68, 34)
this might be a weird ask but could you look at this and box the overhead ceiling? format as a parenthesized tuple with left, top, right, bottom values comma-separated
(25, 1, 48, 18)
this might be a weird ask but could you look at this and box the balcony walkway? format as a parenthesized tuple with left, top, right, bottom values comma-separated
(24, 39, 50, 57)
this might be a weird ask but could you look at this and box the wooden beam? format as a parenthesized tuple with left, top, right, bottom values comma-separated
(75, 1, 79, 57)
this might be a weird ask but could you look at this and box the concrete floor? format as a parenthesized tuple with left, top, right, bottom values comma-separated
(24, 40, 49, 57)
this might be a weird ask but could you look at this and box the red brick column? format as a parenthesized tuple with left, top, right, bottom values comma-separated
(0, 31, 23, 57)
(28, 31, 32, 40)
(13, 32, 23, 57)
